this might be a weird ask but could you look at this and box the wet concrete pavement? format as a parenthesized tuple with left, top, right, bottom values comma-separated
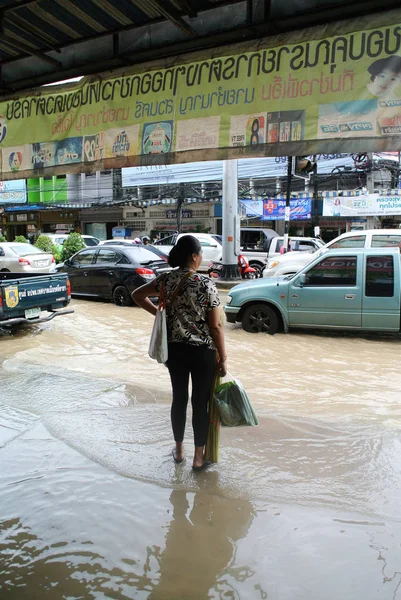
(1, 297, 401, 599)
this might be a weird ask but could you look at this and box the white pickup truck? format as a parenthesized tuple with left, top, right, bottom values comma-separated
(154, 233, 222, 271)
(263, 229, 401, 278)
(242, 235, 323, 276)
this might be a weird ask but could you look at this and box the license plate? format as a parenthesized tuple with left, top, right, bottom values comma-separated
(25, 307, 41, 319)
(36, 260, 48, 267)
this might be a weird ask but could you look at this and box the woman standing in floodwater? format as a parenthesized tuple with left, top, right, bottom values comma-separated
(133, 235, 227, 471)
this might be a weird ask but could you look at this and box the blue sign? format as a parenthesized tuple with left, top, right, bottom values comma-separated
(263, 198, 312, 221)
(112, 227, 132, 238)
(0, 179, 26, 204)
(241, 197, 312, 220)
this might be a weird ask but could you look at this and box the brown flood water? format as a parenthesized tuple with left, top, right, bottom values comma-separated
(1, 297, 401, 599)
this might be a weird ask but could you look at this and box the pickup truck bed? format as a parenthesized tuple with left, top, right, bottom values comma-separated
(0, 272, 73, 327)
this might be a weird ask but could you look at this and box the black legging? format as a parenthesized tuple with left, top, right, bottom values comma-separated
(166, 342, 216, 447)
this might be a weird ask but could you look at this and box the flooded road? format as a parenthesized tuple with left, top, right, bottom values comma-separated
(1, 297, 401, 599)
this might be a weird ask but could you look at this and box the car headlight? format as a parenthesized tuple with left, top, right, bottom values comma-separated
(268, 260, 280, 269)
(226, 295, 232, 305)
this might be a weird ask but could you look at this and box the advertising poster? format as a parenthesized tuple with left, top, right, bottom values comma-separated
(55, 137, 82, 165)
(0, 10, 401, 177)
(318, 101, 377, 138)
(175, 117, 220, 151)
(2, 144, 31, 173)
(229, 114, 266, 147)
(323, 194, 401, 216)
(263, 198, 312, 220)
(84, 132, 105, 162)
(142, 121, 173, 154)
(0, 179, 26, 204)
(105, 125, 139, 158)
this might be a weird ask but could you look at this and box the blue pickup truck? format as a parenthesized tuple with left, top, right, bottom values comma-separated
(224, 248, 401, 334)
(0, 272, 73, 328)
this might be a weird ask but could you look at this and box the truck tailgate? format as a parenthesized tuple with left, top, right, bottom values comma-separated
(0, 273, 70, 320)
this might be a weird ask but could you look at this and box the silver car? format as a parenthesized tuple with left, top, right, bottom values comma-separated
(0, 242, 55, 273)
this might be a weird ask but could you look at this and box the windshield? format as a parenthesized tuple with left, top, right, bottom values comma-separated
(10, 244, 45, 256)
(123, 247, 164, 264)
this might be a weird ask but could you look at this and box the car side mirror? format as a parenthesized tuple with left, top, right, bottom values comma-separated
(0, 248, 5, 257)
(298, 274, 306, 287)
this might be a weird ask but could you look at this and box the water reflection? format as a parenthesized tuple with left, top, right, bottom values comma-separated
(148, 475, 256, 599)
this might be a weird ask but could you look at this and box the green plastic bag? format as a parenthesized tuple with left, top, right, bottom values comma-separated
(214, 379, 258, 427)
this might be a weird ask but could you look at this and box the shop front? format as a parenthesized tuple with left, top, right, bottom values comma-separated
(80, 206, 124, 241)
(2, 208, 39, 241)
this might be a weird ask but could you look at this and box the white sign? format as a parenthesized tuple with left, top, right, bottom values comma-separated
(323, 194, 401, 217)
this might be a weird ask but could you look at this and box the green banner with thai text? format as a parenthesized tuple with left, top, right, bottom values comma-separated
(1, 10, 401, 180)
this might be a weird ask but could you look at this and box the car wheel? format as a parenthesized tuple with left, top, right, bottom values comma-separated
(0, 268, 10, 272)
(249, 263, 264, 278)
(242, 303, 278, 334)
(113, 285, 133, 307)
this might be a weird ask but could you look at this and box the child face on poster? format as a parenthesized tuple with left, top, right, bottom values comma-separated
(367, 57, 401, 98)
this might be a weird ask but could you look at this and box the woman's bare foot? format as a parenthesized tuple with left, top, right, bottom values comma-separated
(192, 445, 205, 468)
(173, 442, 185, 463)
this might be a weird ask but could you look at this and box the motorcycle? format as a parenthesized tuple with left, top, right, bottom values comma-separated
(208, 254, 258, 279)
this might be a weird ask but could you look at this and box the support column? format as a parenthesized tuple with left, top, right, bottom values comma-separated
(221, 160, 240, 280)
(283, 157, 292, 252)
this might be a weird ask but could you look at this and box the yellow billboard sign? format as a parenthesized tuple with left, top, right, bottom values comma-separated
(1, 11, 401, 179)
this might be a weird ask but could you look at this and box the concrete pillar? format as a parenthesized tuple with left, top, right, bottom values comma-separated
(221, 160, 240, 279)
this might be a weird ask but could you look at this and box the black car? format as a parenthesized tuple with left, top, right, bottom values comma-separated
(58, 245, 171, 306)
(102, 241, 169, 261)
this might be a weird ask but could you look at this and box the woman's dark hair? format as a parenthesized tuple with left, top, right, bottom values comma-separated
(168, 235, 202, 268)
(368, 56, 401, 80)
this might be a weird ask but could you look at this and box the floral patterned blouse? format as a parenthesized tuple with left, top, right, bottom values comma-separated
(155, 268, 220, 349)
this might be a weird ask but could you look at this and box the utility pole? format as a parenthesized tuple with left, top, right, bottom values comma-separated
(283, 156, 292, 252)
(312, 156, 319, 236)
(176, 182, 185, 233)
(221, 160, 241, 279)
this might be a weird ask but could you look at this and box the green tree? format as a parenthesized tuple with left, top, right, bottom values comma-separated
(14, 235, 29, 243)
(0, 234, 6, 242)
(35, 235, 61, 263)
(61, 232, 85, 262)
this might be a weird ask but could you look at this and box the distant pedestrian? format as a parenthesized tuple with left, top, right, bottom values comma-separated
(142, 236, 150, 245)
(133, 235, 227, 471)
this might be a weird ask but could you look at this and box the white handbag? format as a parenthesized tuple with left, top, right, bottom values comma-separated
(148, 302, 168, 364)
(148, 272, 193, 364)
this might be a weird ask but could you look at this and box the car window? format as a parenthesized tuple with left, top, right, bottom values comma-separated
(123, 247, 163, 264)
(297, 241, 319, 251)
(84, 238, 99, 246)
(95, 249, 121, 265)
(212, 235, 222, 245)
(10, 244, 44, 255)
(365, 255, 394, 297)
(72, 249, 97, 265)
(304, 256, 357, 286)
(328, 235, 366, 249)
(371, 234, 401, 248)
(55, 238, 66, 245)
(156, 235, 175, 246)
(241, 230, 267, 251)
